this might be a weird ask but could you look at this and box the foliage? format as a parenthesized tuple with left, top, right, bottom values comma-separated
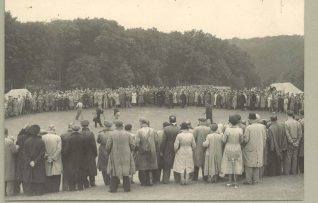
(228, 36, 304, 90)
(6, 11, 271, 90)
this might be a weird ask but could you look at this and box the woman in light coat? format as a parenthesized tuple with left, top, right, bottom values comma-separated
(220, 115, 243, 187)
(203, 124, 223, 183)
(173, 122, 196, 185)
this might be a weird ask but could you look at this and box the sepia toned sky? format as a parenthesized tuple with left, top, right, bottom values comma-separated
(5, 0, 304, 39)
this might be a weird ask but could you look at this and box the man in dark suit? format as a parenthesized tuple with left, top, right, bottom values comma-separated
(63, 125, 86, 191)
(60, 123, 74, 191)
(81, 120, 98, 188)
(160, 115, 180, 184)
(267, 115, 287, 176)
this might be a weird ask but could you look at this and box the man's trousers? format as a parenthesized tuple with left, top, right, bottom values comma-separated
(245, 166, 260, 184)
(109, 176, 130, 192)
(192, 166, 208, 181)
(45, 175, 61, 193)
(283, 148, 299, 175)
(5, 181, 15, 196)
(84, 175, 96, 188)
(102, 171, 110, 186)
(162, 169, 181, 184)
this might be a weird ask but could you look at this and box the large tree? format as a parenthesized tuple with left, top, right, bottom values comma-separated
(5, 12, 283, 90)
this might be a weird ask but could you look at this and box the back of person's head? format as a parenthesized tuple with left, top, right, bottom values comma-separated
(270, 115, 278, 122)
(235, 114, 242, 122)
(114, 108, 119, 115)
(125, 124, 132, 131)
(210, 123, 218, 132)
(300, 110, 304, 116)
(5, 128, 8, 137)
(180, 122, 189, 130)
(229, 115, 239, 126)
(163, 122, 170, 128)
(169, 115, 177, 123)
(114, 120, 124, 128)
(287, 110, 294, 117)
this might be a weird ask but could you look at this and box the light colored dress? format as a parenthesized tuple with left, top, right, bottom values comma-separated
(203, 133, 223, 176)
(173, 131, 196, 174)
(131, 92, 137, 104)
(220, 125, 243, 176)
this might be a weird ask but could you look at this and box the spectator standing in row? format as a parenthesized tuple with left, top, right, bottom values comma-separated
(97, 121, 113, 186)
(5, 128, 19, 196)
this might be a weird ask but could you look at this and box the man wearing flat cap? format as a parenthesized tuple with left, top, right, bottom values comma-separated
(160, 115, 180, 184)
(135, 117, 158, 186)
(97, 121, 113, 186)
(267, 115, 287, 176)
(192, 118, 211, 181)
(41, 127, 62, 193)
(242, 113, 266, 185)
(60, 123, 74, 191)
(81, 120, 97, 188)
(63, 125, 86, 191)
(106, 120, 135, 192)
(22, 125, 46, 196)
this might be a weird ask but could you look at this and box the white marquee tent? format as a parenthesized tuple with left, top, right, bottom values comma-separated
(5, 88, 32, 99)
(270, 82, 303, 94)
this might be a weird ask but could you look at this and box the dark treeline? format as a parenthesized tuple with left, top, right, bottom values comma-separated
(5, 11, 260, 91)
(228, 36, 304, 90)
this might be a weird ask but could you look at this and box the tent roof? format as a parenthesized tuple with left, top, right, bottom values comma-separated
(5, 88, 31, 99)
(270, 82, 303, 94)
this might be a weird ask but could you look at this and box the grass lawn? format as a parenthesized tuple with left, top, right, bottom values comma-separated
(4, 106, 303, 201)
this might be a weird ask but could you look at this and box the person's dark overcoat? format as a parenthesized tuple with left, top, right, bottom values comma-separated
(15, 129, 31, 181)
(81, 128, 97, 176)
(160, 124, 179, 170)
(22, 135, 46, 183)
(63, 131, 86, 182)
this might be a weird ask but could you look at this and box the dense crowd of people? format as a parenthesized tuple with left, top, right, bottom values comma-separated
(5, 109, 304, 196)
(5, 85, 304, 118)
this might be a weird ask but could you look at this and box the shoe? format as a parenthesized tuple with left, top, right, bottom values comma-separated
(226, 183, 234, 187)
(243, 181, 252, 185)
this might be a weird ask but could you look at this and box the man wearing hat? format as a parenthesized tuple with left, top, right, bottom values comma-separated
(283, 110, 303, 175)
(81, 120, 97, 188)
(192, 118, 211, 181)
(160, 115, 180, 184)
(135, 117, 158, 186)
(97, 121, 113, 186)
(22, 125, 46, 196)
(63, 125, 86, 191)
(106, 120, 135, 192)
(41, 127, 63, 193)
(60, 123, 74, 191)
(267, 115, 287, 176)
(242, 113, 266, 185)
(154, 122, 171, 182)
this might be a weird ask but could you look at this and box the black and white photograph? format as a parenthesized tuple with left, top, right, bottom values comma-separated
(4, 0, 304, 201)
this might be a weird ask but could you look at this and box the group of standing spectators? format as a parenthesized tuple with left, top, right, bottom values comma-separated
(5, 85, 304, 118)
(5, 108, 304, 196)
